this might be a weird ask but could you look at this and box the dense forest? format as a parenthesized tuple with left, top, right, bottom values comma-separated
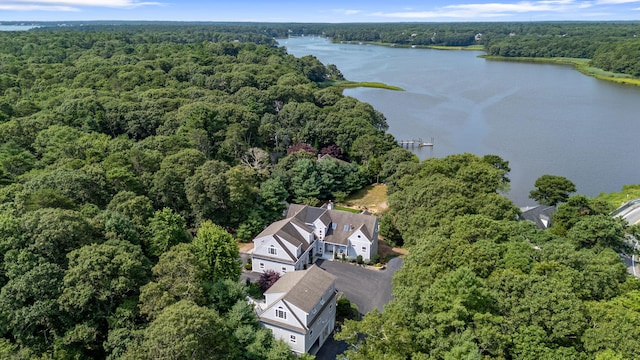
(1, 23, 639, 359)
(53, 21, 640, 76)
(0, 26, 399, 359)
(337, 153, 640, 359)
(10, 21, 640, 76)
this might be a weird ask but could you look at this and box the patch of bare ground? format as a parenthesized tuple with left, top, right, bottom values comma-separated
(341, 184, 388, 214)
(378, 239, 408, 259)
(238, 242, 253, 254)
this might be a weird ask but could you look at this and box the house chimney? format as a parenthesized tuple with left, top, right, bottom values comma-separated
(328, 200, 334, 210)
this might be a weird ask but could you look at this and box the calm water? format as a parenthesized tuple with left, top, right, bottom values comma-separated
(0, 25, 39, 31)
(283, 37, 640, 206)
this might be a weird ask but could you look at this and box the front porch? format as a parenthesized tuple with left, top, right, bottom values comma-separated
(316, 241, 348, 261)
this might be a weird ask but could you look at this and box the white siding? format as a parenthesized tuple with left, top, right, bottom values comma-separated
(263, 324, 306, 354)
(261, 299, 306, 331)
(252, 258, 296, 275)
(312, 218, 329, 240)
(348, 229, 372, 260)
(253, 236, 291, 263)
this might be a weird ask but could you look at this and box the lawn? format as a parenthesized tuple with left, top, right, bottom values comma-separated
(341, 184, 388, 214)
(596, 184, 640, 209)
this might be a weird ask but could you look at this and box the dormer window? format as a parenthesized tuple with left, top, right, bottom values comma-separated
(268, 245, 277, 255)
(275, 306, 287, 319)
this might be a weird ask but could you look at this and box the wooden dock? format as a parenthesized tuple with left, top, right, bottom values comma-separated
(398, 137, 434, 148)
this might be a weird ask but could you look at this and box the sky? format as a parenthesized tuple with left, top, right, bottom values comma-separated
(1, 0, 640, 22)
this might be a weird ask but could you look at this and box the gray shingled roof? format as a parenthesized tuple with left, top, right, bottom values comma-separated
(254, 217, 313, 262)
(286, 204, 377, 246)
(265, 265, 336, 313)
(287, 204, 328, 225)
(323, 209, 375, 245)
(520, 205, 556, 229)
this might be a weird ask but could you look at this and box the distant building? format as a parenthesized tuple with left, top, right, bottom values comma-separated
(520, 205, 556, 229)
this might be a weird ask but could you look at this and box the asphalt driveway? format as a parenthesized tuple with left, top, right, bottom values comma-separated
(240, 253, 404, 360)
(316, 257, 403, 315)
(314, 257, 403, 360)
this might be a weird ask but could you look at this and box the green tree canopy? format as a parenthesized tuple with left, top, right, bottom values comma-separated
(529, 174, 576, 206)
(191, 221, 241, 282)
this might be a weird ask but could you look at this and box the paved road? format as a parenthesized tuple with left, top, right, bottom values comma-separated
(613, 200, 640, 278)
(620, 253, 638, 278)
(615, 199, 640, 225)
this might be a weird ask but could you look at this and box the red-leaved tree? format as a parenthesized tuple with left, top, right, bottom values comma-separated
(258, 270, 281, 292)
(287, 143, 316, 155)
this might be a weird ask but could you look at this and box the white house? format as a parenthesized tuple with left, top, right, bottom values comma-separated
(254, 265, 337, 355)
(251, 216, 316, 275)
(252, 204, 379, 275)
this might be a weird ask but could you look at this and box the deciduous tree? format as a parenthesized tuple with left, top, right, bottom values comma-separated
(191, 221, 241, 282)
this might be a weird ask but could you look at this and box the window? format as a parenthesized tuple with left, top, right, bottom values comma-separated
(332, 223, 337, 230)
(343, 225, 349, 231)
(268, 245, 277, 255)
(282, 267, 287, 273)
(290, 335, 296, 343)
(259, 263, 264, 269)
(362, 246, 366, 252)
(275, 306, 286, 319)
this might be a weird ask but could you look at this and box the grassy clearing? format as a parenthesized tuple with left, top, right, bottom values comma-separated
(596, 184, 640, 209)
(341, 184, 388, 214)
(425, 44, 484, 51)
(322, 80, 404, 91)
(333, 205, 362, 214)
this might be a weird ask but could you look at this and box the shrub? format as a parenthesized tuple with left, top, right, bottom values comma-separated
(258, 270, 280, 292)
(371, 253, 381, 264)
(384, 253, 396, 263)
(379, 212, 403, 247)
(341, 253, 346, 261)
(333, 191, 347, 203)
(336, 298, 352, 317)
(244, 262, 252, 271)
(287, 143, 316, 155)
(356, 255, 364, 265)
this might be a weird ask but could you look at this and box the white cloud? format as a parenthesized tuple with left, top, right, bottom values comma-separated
(334, 9, 362, 15)
(596, 0, 640, 4)
(1, 0, 163, 12)
(0, 3, 78, 11)
(369, 0, 604, 19)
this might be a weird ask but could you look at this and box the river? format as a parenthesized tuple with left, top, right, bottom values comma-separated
(282, 36, 640, 206)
